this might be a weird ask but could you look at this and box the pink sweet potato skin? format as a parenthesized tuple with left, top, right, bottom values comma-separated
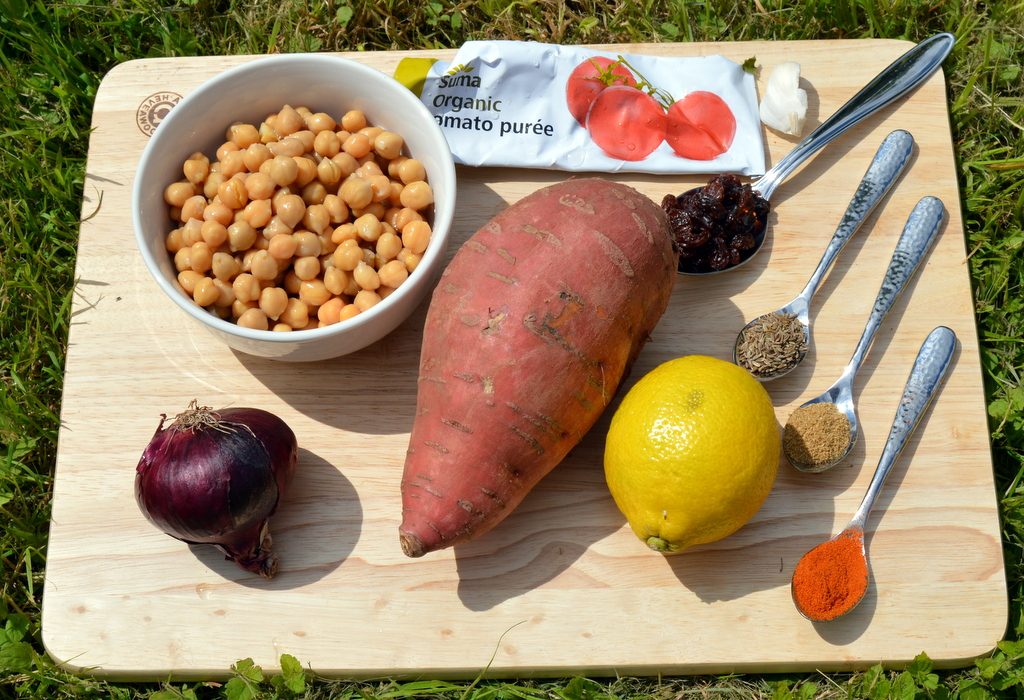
(399, 178, 677, 557)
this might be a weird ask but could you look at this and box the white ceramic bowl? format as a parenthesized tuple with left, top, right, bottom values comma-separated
(133, 54, 456, 362)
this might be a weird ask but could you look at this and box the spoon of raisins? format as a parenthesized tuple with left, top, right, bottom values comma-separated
(733, 129, 914, 381)
(664, 32, 954, 275)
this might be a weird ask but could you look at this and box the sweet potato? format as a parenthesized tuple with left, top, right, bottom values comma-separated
(399, 178, 677, 557)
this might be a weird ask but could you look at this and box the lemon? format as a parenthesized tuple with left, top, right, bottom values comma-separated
(604, 355, 780, 554)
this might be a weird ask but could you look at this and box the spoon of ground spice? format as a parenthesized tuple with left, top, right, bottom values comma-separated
(783, 195, 946, 473)
(791, 326, 957, 622)
(734, 129, 915, 381)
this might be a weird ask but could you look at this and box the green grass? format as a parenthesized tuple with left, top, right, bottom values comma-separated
(2, 0, 1023, 697)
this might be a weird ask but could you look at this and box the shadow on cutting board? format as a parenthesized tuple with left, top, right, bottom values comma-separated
(188, 447, 361, 589)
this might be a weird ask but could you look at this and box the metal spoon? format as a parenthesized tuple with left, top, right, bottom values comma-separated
(791, 325, 957, 622)
(733, 129, 915, 381)
(784, 195, 946, 473)
(675, 32, 954, 276)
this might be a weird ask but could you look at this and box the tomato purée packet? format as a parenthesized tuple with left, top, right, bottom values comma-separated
(394, 41, 765, 175)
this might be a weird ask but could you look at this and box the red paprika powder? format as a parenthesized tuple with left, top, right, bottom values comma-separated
(791, 528, 868, 621)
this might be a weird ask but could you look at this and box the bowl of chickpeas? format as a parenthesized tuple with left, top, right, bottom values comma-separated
(132, 53, 456, 362)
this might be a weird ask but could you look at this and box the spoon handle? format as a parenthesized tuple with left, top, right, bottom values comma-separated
(844, 196, 946, 380)
(799, 129, 915, 301)
(756, 33, 954, 200)
(850, 326, 957, 529)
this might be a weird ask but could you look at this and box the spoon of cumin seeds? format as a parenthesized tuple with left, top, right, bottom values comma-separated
(734, 129, 915, 381)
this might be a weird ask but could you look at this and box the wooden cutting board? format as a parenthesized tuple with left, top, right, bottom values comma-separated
(43, 40, 1007, 680)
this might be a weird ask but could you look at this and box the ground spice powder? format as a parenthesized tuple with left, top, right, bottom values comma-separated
(791, 528, 868, 621)
(783, 401, 851, 468)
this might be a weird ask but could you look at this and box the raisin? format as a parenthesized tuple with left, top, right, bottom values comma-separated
(662, 174, 771, 274)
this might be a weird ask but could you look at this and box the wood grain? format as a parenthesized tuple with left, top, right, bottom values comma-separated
(42, 40, 1006, 680)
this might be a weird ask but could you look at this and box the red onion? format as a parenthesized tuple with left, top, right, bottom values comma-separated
(135, 401, 298, 578)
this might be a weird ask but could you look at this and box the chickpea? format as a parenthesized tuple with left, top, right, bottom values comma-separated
(324, 266, 349, 295)
(192, 276, 219, 307)
(244, 172, 275, 200)
(227, 220, 258, 252)
(342, 132, 371, 159)
(166, 228, 185, 253)
(299, 204, 327, 235)
(314, 296, 343, 325)
(272, 323, 292, 332)
(259, 286, 288, 320)
(201, 220, 228, 248)
(190, 241, 214, 274)
(397, 158, 426, 185)
(181, 218, 204, 246)
(339, 303, 360, 321)
(280, 297, 309, 328)
(332, 239, 362, 271)
(301, 181, 327, 206)
(331, 222, 358, 245)
(217, 178, 246, 210)
(275, 105, 304, 136)
(173, 246, 192, 273)
(258, 121, 279, 144)
(227, 122, 260, 148)
(374, 131, 404, 160)
(293, 156, 318, 188)
(356, 161, 383, 179)
(211, 251, 240, 281)
(353, 289, 382, 312)
(340, 176, 373, 210)
(340, 109, 367, 132)
(216, 140, 240, 162)
(354, 213, 382, 243)
(263, 215, 293, 239)
(177, 270, 203, 295)
(332, 152, 359, 178)
(400, 181, 433, 210)
(274, 193, 306, 229)
(376, 231, 402, 262)
(377, 258, 409, 289)
(183, 153, 210, 185)
(352, 260, 381, 290)
(203, 172, 226, 199)
(232, 299, 257, 319)
(401, 219, 431, 255)
(269, 136, 305, 157)
(219, 149, 246, 178)
(267, 232, 297, 260)
(369, 174, 392, 203)
(249, 250, 278, 281)
(352, 202, 387, 221)
(292, 130, 315, 153)
(242, 142, 273, 172)
(294, 255, 320, 281)
(282, 270, 302, 295)
(242, 198, 273, 229)
(269, 154, 299, 187)
(359, 125, 383, 142)
(387, 181, 405, 207)
(179, 195, 206, 224)
(307, 112, 336, 134)
(393, 207, 423, 232)
(212, 278, 235, 308)
(295, 278, 328, 307)
(203, 201, 233, 226)
(238, 307, 270, 330)
(316, 158, 343, 187)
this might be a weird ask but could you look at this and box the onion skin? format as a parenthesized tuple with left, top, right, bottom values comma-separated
(134, 404, 298, 578)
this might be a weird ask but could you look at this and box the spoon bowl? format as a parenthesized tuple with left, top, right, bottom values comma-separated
(791, 326, 957, 622)
(784, 195, 946, 472)
(672, 32, 953, 276)
(734, 129, 915, 380)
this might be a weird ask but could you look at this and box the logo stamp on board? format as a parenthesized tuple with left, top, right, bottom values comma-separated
(136, 92, 182, 136)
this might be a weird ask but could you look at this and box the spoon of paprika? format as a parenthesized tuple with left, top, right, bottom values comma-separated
(790, 325, 957, 622)
(665, 32, 954, 275)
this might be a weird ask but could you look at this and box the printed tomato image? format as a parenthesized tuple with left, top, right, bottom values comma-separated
(586, 86, 667, 161)
(565, 56, 637, 127)
(665, 91, 737, 161)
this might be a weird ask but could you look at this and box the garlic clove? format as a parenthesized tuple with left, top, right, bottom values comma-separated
(759, 62, 808, 137)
